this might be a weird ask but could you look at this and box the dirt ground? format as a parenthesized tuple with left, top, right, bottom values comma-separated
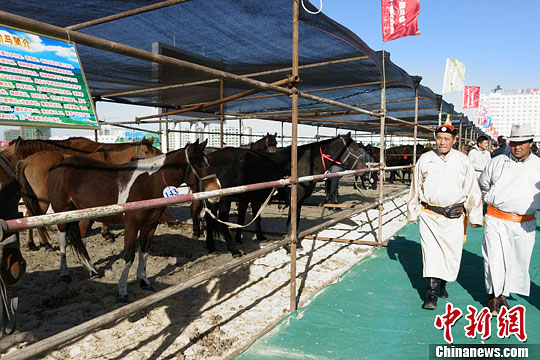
(1, 178, 410, 359)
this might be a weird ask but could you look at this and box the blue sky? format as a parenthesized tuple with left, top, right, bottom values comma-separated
(322, 0, 540, 95)
(2, 1, 538, 139)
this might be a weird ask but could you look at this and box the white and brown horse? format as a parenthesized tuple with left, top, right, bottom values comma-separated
(17, 140, 162, 250)
(46, 140, 221, 302)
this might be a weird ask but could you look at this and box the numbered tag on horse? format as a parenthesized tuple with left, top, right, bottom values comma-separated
(163, 186, 180, 198)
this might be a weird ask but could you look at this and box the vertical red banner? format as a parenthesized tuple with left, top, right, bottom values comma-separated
(381, 0, 421, 42)
(463, 86, 480, 109)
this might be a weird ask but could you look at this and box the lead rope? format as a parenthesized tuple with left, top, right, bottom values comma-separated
(200, 186, 276, 229)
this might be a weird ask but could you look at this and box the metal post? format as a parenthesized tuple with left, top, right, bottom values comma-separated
(377, 46, 387, 244)
(458, 118, 463, 150)
(281, 121, 284, 147)
(158, 116, 163, 152)
(239, 118, 243, 146)
(220, 61, 225, 148)
(289, 0, 299, 313)
(94, 129, 98, 142)
(165, 115, 169, 152)
(412, 76, 421, 166)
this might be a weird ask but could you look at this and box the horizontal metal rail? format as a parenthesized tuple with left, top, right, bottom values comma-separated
(5, 166, 378, 233)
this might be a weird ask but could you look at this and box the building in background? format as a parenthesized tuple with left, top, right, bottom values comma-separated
(478, 89, 540, 140)
(3, 127, 51, 142)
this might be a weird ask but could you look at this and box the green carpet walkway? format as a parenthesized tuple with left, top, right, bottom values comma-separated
(235, 218, 540, 360)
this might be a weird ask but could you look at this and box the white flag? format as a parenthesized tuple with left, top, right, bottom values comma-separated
(442, 58, 465, 93)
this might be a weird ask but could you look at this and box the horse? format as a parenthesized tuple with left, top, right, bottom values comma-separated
(46, 140, 221, 302)
(385, 144, 425, 183)
(17, 139, 162, 250)
(0, 151, 27, 335)
(204, 132, 278, 154)
(192, 132, 278, 240)
(325, 142, 377, 204)
(196, 133, 367, 250)
(240, 132, 278, 152)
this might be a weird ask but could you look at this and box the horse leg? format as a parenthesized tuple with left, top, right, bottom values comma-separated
(57, 229, 71, 282)
(251, 200, 266, 241)
(137, 224, 157, 292)
(218, 200, 241, 256)
(330, 178, 339, 204)
(26, 212, 38, 251)
(191, 201, 202, 239)
(101, 222, 116, 243)
(235, 199, 248, 244)
(117, 223, 139, 303)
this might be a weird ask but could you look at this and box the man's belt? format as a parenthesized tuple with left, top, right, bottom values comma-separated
(486, 204, 536, 223)
(421, 202, 465, 219)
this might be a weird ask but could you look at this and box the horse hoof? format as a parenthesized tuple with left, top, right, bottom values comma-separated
(116, 294, 129, 304)
(139, 279, 155, 291)
(89, 270, 99, 279)
(42, 243, 53, 252)
(192, 233, 200, 240)
(60, 274, 72, 283)
(232, 251, 242, 258)
(27, 243, 39, 251)
(257, 234, 267, 241)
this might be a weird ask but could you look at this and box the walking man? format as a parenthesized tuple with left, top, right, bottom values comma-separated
(479, 123, 540, 315)
(407, 120, 483, 309)
(468, 135, 491, 178)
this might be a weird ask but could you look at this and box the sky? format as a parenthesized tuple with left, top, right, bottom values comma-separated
(1, 0, 539, 140)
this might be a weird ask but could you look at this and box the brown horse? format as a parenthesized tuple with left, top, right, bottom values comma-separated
(46, 140, 220, 302)
(17, 139, 162, 250)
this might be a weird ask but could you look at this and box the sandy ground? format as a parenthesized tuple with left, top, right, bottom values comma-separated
(1, 178, 410, 359)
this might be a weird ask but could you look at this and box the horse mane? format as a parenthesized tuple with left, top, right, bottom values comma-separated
(0, 151, 16, 179)
(13, 138, 93, 160)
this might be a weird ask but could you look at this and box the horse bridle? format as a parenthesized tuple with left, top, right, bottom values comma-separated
(183, 147, 218, 192)
(338, 137, 363, 170)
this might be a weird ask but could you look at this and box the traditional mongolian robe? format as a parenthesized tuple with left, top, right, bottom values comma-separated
(479, 152, 540, 297)
(407, 149, 483, 282)
(468, 144, 491, 178)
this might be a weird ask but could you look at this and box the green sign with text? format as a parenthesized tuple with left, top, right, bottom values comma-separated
(0, 24, 98, 129)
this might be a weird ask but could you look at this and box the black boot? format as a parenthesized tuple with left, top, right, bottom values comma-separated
(439, 280, 449, 299)
(488, 293, 498, 315)
(422, 278, 440, 310)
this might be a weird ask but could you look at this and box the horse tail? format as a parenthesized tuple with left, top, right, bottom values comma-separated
(66, 221, 93, 268)
(16, 160, 51, 244)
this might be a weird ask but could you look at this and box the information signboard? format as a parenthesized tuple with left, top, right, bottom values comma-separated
(0, 24, 99, 129)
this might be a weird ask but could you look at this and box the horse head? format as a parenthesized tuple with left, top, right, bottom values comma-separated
(333, 132, 368, 170)
(184, 139, 221, 203)
(137, 138, 163, 158)
(265, 133, 278, 153)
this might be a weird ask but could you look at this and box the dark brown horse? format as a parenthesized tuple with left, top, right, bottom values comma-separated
(0, 150, 26, 334)
(195, 133, 367, 251)
(46, 140, 220, 302)
(240, 132, 278, 152)
(17, 140, 162, 250)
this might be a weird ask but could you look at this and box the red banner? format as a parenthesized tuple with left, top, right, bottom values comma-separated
(381, 0, 421, 42)
(463, 86, 480, 109)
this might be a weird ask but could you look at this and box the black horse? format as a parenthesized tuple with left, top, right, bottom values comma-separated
(195, 133, 367, 251)
(385, 144, 425, 183)
(325, 142, 377, 204)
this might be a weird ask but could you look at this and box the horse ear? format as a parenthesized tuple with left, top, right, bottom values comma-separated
(274, 132, 277, 137)
(266, 132, 269, 135)
(346, 131, 351, 138)
(148, 137, 154, 145)
(194, 138, 200, 145)
(199, 139, 208, 150)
